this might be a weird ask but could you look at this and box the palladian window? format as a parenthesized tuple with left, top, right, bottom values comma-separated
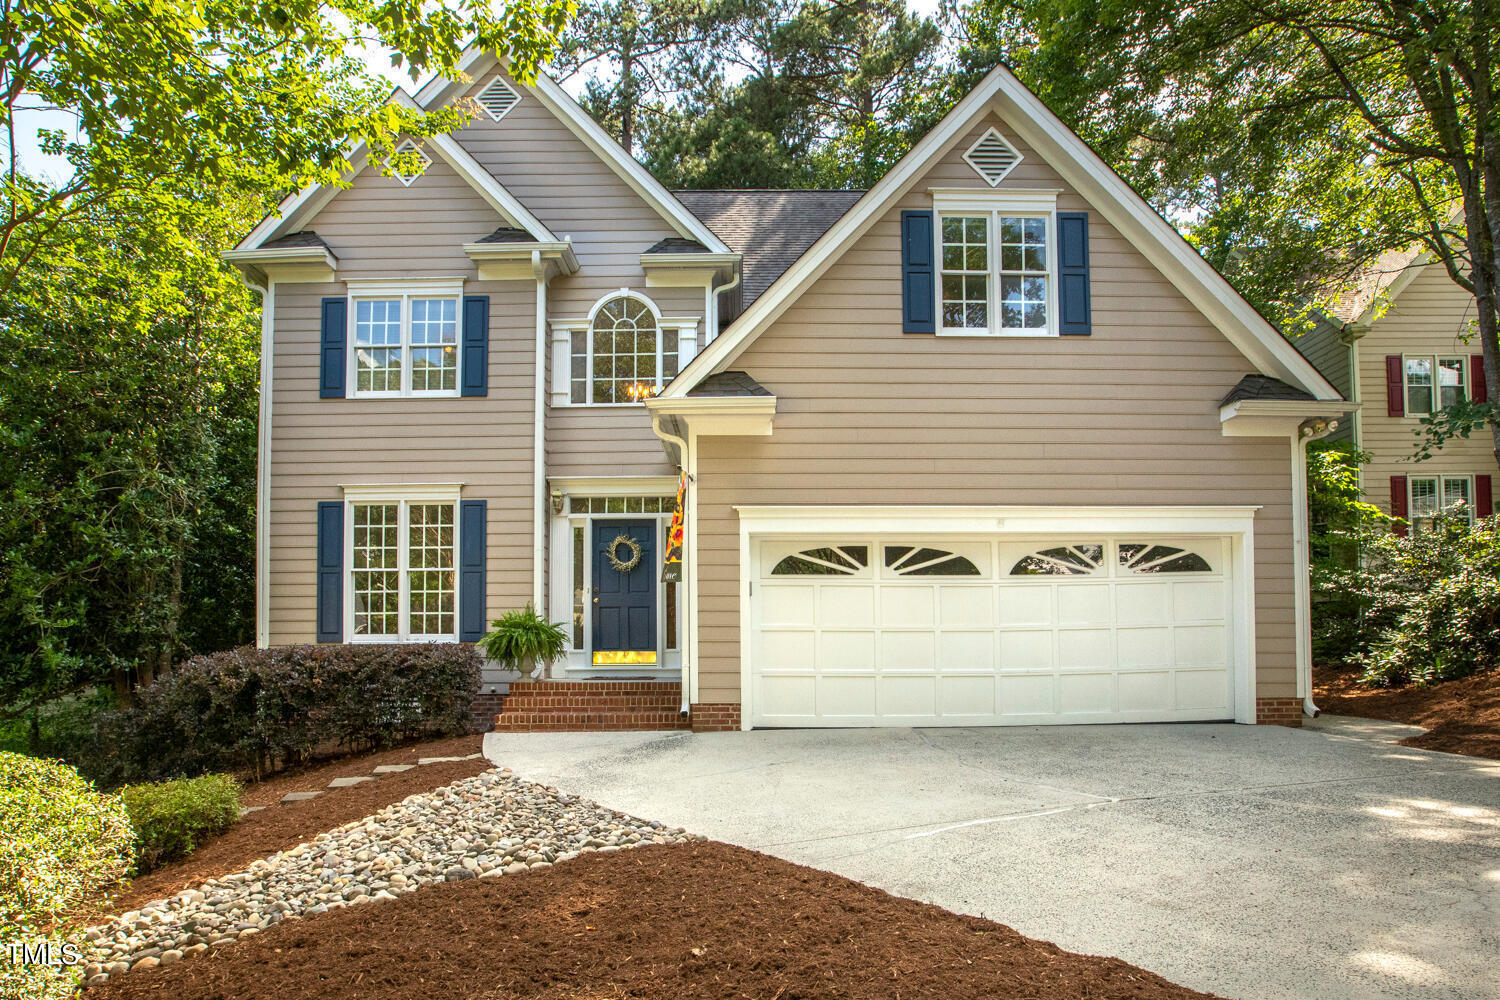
(570, 294, 679, 403)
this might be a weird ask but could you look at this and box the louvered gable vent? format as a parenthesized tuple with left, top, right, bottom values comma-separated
(963, 127, 1022, 186)
(477, 76, 520, 121)
(386, 138, 431, 186)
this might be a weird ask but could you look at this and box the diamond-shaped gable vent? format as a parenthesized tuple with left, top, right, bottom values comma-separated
(386, 139, 431, 186)
(477, 76, 520, 121)
(964, 128, 1021, 186)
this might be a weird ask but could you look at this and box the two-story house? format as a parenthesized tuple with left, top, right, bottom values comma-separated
(226, 55, 1349, 732)
(1300, 245, 1494, 534)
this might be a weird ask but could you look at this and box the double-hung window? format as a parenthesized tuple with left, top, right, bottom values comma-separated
(1408, 475, 1474, 533)
(350, 285, 461, 397)
(938, 209, 1054, 336)
(348, 494, 458, 640)
(1403, 355, 1467, 414)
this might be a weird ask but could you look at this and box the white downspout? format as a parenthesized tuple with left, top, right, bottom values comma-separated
(652, 415, 693, 718)
(1293, 418, 1339, 718)
(531, 251, 547, 611)
(240, 271, 274, 649)
(705, 269, 741, 345)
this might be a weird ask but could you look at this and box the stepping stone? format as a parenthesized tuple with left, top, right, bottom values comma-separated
(280, 791, 322, 804)
(418, 756, 463, 764)
(372, 764, 414, 773)
(239, 806, 266, 817)
(328, 776, 372, 788)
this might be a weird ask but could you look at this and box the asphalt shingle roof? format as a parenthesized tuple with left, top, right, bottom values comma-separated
(672, 189, 864, 309)
(1219, 374, 1319, 407)
(475, 226, 538, 244)
(644, 237, 713, 254)
(260, 230, 332, 251)
(686, 371, 772, 397)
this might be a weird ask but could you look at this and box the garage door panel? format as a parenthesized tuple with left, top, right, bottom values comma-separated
(1175, 625, 1228, 667)
(939, 675, 996, 717)
(880, 631, 937, 672)
(939, 631, 994, 671)
(998, 629, 1052, 669)
(752, 533, 1236, 727)
(1055, 584, 1111, 624)
(762, 585, 817, 626)
(1116, 627, 1171, 668)
(1000, 674, 1056, 716)
(1058, 628, 1112, 669)
(1175, 669, 1231, 711)
(998, 586, 1052, 625)
(1115, 583, 1170, 624)
(878, 675, 937, 718)
(879, 587, 934, 627)
(1118, 671, 1172, 713)
(816, 675, 876, 717)
(940, 586, 994, 626)
(821, 586, 875, 626)
(819, 631, 875, 672)
(1059, 673, 1115, 715)
(760, 629, 815, 669)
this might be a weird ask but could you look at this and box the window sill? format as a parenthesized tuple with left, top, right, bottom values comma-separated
(937, 329, 1060, 339)
(347, 635, 459, 644)
(348, 391, 463, 400)
(551, 401, 652, 409)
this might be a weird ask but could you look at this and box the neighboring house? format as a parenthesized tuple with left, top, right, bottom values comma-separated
(1299, 247, 1493, 534)
(226, 55, 1349, 733)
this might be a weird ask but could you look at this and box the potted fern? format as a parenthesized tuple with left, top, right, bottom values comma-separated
(478, 604, 568, 682)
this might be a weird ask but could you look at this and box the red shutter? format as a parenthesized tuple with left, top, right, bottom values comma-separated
(1390, 475, 1409, 536)
(1477, 475, 1493, 518)
(1472, 354, 1489, 403)
(1386, 355, 1405, 416)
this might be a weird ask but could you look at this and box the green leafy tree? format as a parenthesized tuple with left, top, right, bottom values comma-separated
(956, 0, 1500, 465)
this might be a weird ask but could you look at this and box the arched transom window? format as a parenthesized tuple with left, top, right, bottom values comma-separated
(571, 294, 680, 404)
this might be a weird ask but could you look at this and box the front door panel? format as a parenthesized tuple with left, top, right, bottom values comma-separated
(592, 520, 656, 658)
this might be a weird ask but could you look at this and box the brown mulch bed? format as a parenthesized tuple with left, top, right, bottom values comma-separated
(90, 841, 1219, 1000)
(1315, 665, 1500, 759)
(105, 739, 489, 913)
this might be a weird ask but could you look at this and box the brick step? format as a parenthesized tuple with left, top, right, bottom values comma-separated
(512, 681, 681, 693)
(500, 695, 684, 710)
(493, 711, 689, 732)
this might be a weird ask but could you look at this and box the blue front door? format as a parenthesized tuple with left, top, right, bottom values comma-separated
(592, 520, 656, 658)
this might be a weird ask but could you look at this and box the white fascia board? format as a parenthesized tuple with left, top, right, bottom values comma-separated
(222, 246, 336, 268)
(464, 241, 580, 275)
(1218, 398, 1358, 437)
(644, 395, 776, 436)
(662, 63, 1341, 403)
(734, 504, 1260, 537)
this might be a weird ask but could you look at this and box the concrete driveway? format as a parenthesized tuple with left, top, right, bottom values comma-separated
(484, 718, 1500, 1000)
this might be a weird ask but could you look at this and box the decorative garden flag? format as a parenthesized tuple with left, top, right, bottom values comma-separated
(662, 473, 685, 582)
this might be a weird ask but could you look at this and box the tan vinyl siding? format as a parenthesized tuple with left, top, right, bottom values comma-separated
(1296, 318, 1351, 400)
(1355, 263, 1492, 510)
(303, 156, 501, 279)
(266, 281, 536, 645)
(451, 70, 706, 479)
(693, 112, 1298, 707)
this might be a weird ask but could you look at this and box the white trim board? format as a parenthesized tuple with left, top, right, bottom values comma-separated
(661, 64, 1341, 403)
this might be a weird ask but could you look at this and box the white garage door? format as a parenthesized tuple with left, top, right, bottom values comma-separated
(750, 536, 1235, 727)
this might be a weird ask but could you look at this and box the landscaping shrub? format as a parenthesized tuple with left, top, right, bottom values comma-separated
(121, 774, 241, 873)
(95, 643, 481, 784)
(1354, 516, 1500, 686)
(0, 752, 133, 999)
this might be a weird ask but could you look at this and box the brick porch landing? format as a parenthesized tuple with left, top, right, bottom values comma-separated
(493, 680, 691, 733)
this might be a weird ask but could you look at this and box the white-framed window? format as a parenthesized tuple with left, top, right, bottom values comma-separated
(1409, 475, 1474, 532)
(348, 282, 462, 398)
(937, 209, 1056, 337)
(345, 488, 460, 641)
(569, 292, 679, 404)
(1404, 355, 1467, 414)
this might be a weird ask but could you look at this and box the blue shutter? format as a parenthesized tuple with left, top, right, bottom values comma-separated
(459, 499, 487, 641)
(1057, 212, 1092, 336)
(901, 210, 936, 334)
(319, 297, 347, 398)
(461, 295, 489, 397)
(315, 501, 343, 643)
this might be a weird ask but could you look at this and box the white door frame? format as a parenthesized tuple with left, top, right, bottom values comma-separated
(735, 505, 1260, 729)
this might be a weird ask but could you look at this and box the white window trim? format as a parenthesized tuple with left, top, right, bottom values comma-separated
(1408, 474, 1475, 529)
(933, 191, 1061, 339)
(345, 280, 465, 399)
(548, 290, 699, 407)
(1402, 353, 1467, 416)
(343, 485, 463, 643)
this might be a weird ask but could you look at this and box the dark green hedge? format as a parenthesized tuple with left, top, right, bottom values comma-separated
(94, 644, 480, 785)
